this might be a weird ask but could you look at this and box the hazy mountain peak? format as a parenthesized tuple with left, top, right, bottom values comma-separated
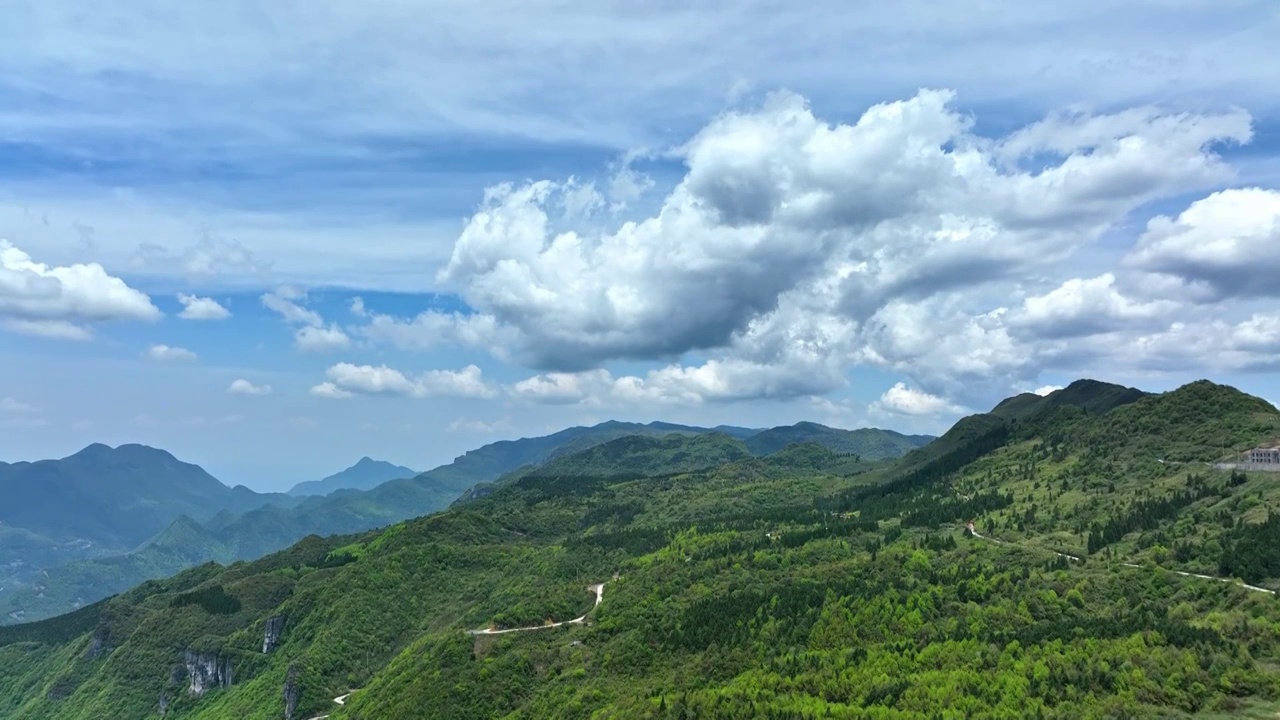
(286, 457, 418, 497)
(66, 442, 113, 459)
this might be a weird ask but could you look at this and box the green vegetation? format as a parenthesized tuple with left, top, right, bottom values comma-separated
(4, 421, 760, 623)
(744, 422, 934, 459)
(3, 379, 1280, 719)
(511, 432, 755, 481)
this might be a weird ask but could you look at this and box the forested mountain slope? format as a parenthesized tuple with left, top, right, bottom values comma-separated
(5, 379, 1280, 719)
(0, 423, 724, 623)
(743, 422, 934, 459)
(505, 433, 755, 482)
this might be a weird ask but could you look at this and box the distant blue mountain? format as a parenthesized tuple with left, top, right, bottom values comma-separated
(286, 457, 418, 497)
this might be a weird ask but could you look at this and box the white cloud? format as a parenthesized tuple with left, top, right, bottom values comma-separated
(1, 397, 38, 414)
(1128, 188, 1280, 299)
(447, 417, 512, 434)
(871, 382, 966, 417)
(263, 287, 351, 352)
(4, 3, 1279, 303)
(855, 296, 1032, 401)
(132, 235, 270, 281)
(326, 363, 418, 396)
(261, 288, 322, 326)
(1111, 313, 1280, 374)
(606, 155, 655, 212)
(228, 378, 272, 395)
(417, 365, 498, 399)
(349, 296, 368, 317)
(510, 370, 615, 405)
(177, 293, 231, 320)
(147, 344, 198, 362)
(1010, 274, 1177, 339)
(560, 178, 605, 220)
(2, 318, 92, 340)
(4, 3, 1277, 154)
(358, 310, 515, 359)
(1032, 385, 1063, 397)
(310, 382, 353, 399)
(429, 91, 1247, 382)
(321, 362, 498, 399)
(1, 415, 48, 429)
(0, 239, 160, 339)
(295, 324, 351, 352)
(510, 347, 847, 406)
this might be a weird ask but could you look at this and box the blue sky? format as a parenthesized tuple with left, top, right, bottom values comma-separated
(3, 1, 1280, 490)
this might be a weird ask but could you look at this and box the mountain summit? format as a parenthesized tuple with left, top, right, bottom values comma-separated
(286, 457, 418, 497)
(0, 443, 241, 549)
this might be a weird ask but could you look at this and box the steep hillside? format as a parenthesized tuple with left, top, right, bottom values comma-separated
(990, 379, 1147, 423)
(891, 379, 1145, 474)
(286, 458, 417, 497)
(743, 422, 933, 458)
(5, 379, 1280, 719)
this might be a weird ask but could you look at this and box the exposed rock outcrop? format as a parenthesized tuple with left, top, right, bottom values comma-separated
(283, 663, 302, 720)
(263, 614, 287, 653)
(184, 650, 233, 696)
(84, 628, 110, 659)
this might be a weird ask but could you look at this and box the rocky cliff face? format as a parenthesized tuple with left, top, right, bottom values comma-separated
(263, 613, 287, 653)
(283, 664, 302, 720)
(183, 650, 233, 696)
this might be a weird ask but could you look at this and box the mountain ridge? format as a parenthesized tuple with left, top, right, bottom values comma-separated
(5, 379, 1280, 718)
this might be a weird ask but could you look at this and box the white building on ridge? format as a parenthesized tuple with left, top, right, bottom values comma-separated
(1246, 446, 1280, 465)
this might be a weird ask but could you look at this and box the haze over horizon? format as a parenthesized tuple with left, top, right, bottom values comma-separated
(3, 1, 1280, 490)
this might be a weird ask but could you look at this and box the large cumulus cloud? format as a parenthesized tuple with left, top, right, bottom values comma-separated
(362, 90, 1267, 410)
(0, 239, 160, 339)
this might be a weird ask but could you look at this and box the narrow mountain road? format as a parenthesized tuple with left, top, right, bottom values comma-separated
(466, 582, 606, 636)
(1120, 563, 1276, 595)
(964, 522, 1274, 595)
(966, 522, 1082, 562)
(299, 584, 607, 719)
(303, 692, 355, 720)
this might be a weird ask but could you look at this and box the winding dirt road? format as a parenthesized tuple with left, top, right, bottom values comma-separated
(300, 584, 607, 718)
(966, 522, 1082, 562)
(965, 522, 1274, 595)
(1119, 563, 1276, 595)
(466, 582, 605, 636)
